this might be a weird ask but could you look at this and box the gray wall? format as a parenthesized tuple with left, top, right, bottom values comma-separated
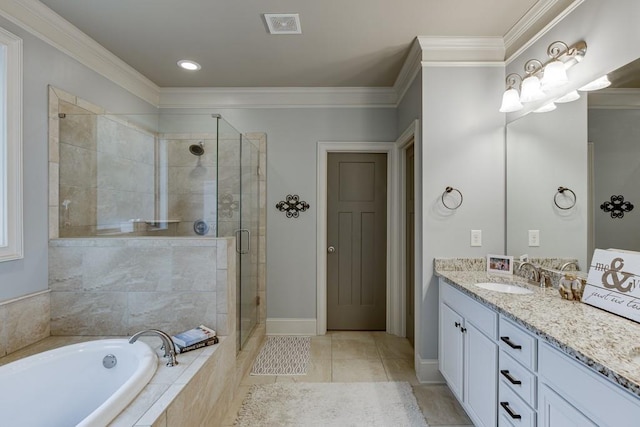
(421, 65, 506, 359)
(0, 16, 156, 302)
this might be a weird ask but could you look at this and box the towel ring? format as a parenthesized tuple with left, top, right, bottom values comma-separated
(441, 186, 463, 210)
(554, 186, 576, 210)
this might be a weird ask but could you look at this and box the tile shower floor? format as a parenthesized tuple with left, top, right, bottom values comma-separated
(221, 331, 473, 426)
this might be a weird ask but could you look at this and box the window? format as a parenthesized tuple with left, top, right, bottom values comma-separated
(0, 27, 22, 262)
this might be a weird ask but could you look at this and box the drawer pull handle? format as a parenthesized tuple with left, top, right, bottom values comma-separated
(500, 336, 522, 350)
(454, 322, 461, 328)
(500, 369, 522, 385)
(500, 401, 522, 420)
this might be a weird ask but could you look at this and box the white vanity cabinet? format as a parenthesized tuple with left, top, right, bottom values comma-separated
(438, 278, 640, 427)
(439, 280, 498, 427)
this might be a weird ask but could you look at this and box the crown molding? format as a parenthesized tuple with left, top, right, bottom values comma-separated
(588, 88, 640, 109)
(504, 0, 567, 54)
(159, 87, 398, 109)
(505, 0, 586, 65)
(417, 36, 505, 62)
(0, 0, 160, 106)
(393, 38, 424, 105)
(393, 36, 505, 105)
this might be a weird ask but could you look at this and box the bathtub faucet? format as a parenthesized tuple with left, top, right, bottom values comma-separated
(129, 329, 178, 367)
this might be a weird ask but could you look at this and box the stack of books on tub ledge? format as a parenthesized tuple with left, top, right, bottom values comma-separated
(171, 325, 218, 353)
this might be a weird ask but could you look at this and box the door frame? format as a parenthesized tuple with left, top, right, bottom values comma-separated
(317, 142, 396, 335)
(316, 120, 420, 336)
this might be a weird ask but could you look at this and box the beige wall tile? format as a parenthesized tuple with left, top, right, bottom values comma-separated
(128, 292, 216, 336)
(0, 305, 7, 357)
(5, 292, 50, 354)
(51, 292, 128, 335)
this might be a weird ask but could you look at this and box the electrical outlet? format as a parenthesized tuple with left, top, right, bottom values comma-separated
(471, 230, 482, 247)
(528, 230, 540, 247)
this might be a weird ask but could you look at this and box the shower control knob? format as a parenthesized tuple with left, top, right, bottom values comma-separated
(327, 246, 335, 253)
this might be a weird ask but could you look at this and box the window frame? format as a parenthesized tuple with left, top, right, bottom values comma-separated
(0, 27, 23, 262)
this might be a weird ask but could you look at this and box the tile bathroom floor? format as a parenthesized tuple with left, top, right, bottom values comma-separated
(221, 331, 473, 427)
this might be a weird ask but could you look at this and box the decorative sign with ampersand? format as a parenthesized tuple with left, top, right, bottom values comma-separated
(583, 249, 640, 323)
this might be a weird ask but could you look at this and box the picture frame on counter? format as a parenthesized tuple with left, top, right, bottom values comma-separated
(487, 254, 514, 274)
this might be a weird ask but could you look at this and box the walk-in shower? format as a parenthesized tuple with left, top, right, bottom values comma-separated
(55, 101, 263, 350)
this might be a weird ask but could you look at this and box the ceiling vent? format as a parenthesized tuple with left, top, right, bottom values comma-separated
(264, 13, 302, 34)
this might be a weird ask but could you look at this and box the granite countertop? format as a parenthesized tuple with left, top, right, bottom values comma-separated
(435, 269, 640, 397)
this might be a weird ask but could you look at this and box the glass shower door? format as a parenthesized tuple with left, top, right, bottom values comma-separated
(238, 134, 260, 349)
(216, 117, 259, 351)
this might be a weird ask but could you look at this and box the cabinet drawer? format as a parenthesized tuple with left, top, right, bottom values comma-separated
(499, 381, 536, 427)
(499, 317, 537, 371)
(499, 351, 536, 406)
(440, 280, 497, 338)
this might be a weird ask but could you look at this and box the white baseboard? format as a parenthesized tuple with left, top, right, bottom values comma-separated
(266, 318, 317, 336)
(416, 356, 445, 384)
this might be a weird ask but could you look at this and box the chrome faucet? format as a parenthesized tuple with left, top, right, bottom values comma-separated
(539, 271, 553, 288)
(129, 329, 178, 367)
(517, 261, 540, 282)
(560, 261, 579, 272)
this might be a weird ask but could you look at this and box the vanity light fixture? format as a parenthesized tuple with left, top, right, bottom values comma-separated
(578, 75, 611, 91)
(177, 60, 201, 71)
(499, 40, 587, 112)
(555, 90, 580, 103)
(533, 102, 557, 113)
(499, 74, 523, 113)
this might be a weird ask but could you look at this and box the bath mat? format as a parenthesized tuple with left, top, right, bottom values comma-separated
(250, 336, 311, 375)
(234, 382, 428, 426)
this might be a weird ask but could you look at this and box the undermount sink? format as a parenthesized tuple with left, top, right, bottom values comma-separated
(473, 282, 534, 295)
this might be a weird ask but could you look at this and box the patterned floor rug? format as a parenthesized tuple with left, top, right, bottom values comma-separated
(234, 382, 428, 426)
(250, 335, 311, 375)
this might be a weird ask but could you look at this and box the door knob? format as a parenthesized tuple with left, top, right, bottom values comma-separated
(327, 246, 336, 253)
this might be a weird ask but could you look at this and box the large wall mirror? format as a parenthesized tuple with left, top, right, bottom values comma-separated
(506, 57, 640, 271)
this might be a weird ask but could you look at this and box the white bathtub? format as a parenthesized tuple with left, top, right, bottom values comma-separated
(0, 339, 158, 427)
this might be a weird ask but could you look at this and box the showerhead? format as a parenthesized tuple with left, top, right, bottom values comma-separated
(189, 142, 204, 156)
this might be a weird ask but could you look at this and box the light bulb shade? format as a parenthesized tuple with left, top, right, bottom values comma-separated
(499, 88, 523, 113)
(520, 75, 546, 103)
(534, 102, 557, 113)
(578, 75, 611, 91)
(541, 60, 569, 90)
(555, 90, 580, 103)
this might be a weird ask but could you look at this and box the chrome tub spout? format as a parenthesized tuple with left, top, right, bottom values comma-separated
(129, 329, 178, 367)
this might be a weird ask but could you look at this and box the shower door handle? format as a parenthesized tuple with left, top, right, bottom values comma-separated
(235, 229, 250, 254)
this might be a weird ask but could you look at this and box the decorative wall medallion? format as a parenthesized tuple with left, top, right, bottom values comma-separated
(218, 193, 239, 219)
(276, 194, 309, 218)
(600, 195, 634, 219)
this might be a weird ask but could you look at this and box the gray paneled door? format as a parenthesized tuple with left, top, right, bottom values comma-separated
(327, 152, 387, 330)
(405, 144, 415, 346)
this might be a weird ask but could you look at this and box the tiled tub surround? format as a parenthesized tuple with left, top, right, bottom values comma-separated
(0, 291, 50, 357)
(49, 237, 234, 337)
(0, 324, 266, 427)
(434, 260, 640, 397)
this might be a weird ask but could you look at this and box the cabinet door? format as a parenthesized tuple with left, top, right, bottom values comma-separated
(539, 384, 597, 427)
(439, 302, 464, 400)
(464, 321, 498, 427)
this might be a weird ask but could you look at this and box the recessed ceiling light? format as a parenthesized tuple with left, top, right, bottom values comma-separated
(264, 13, 302, 34)
(177, 60, 201, 71)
